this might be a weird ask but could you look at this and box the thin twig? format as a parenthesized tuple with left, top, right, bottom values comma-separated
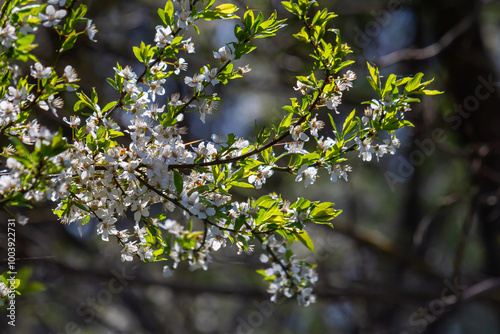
(332, 220, 443, 282)
(397, 277, 500, 334)
(375, 15, 473, 67)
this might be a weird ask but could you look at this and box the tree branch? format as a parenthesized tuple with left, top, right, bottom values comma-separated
(375, 15, 473, 67)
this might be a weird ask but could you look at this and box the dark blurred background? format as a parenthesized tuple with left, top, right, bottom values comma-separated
(1, 0, 500, 333)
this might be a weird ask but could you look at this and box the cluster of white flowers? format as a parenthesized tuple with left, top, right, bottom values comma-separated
(46, 15, 262, 277)
(328, 164, 352, 182)
(355, 98, 406, 162)
(0, 24, 17, 48)
(0, 159, 22, 197)
(0, 0, 86, 130)
(287, 72, 361, 187)
(0, 5, 42, 126)
(260, 236, 317, 306)
(0, 1, 428, 306)
(290, 68, 404, 176)
(248, 165, 274, 189)
(0, 124, 68, 204)
(0, 3, 40, 49)
(324, 70, 357, 113)
(294, 70, 356, 114)
(0, 61, 80, 203)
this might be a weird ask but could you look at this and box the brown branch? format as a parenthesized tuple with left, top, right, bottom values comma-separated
(400, 277, 500, 333)
(29, 258, 441, 304)
(332, 221, 443, 282)
(375, 15, 473, 67)
(168, 76, 329, 170)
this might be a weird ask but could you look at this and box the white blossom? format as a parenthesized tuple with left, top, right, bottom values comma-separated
(177, 10, 194, 29)
(121, 242, 138, 262)
(182, 38, 195, 53)
(96, 220, 118, 242)
(184, 73, 205, 92)
(290, 125, 309, 142)
(39, 5, 67, 27)
(38, 95, 64, 117)
(155, 25, 173, 47)
(0, 24, 17, 47)
(86, 19, 98, 42)
(295, 164, 317, 187)
(163, 265, 173, 277)
(355, 137, 375, 162)
(213, 46, 234, 62)
(325, 93, 342, 113)
(317, 136, 336, 152)
(206, 226, 227, 251)
(248, 165, 274, 189)
(174, 58, 188, 74)
(63, 65, 78, 83)
(138, 246, 154, 261)
(63, 116, 81, 128)
(203, 66, 219, 86)
(30, 62, 52, 79)
(309, 115, 324, 137)
(238, 64, 251, 74)
(328, 164, 351, 183)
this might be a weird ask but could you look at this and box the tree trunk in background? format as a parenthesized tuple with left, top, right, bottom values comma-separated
(416, 0, 500, 277)
(413, 0, 500, 331)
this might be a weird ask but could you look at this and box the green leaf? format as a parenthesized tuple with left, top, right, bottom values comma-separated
(404, 73, 424, 94)
(422, 89, 443, 95)
(86, 133, 97, 152)
(132, 46, 143, 62)
(60, 31, 78, 52)
(10, 137, 30, 159)
(294, 230, 315, 252)
(278, 112, 294, 135)
(291, 197, 311, 211)
(255, 195, 275, 209)
(281, 1, 296, 14)
(234, 216, 246, 231)
(108, 129, 124, 138)
(366, 62, 381, 96)
(102, 101, 118, 113)
(1, 271, 12, 284)
(214, 4, 239, 17)
(72, 200, 89, 212)
(328, 113, 338, 135)
(228, 167, 245, 182)
(173, 170, 184, 194)
(50, 128, 70, 156)
(311, 202, 341, 223)
(341, 109, 357, 138)
(164, 1, 175, 25)
(382, 119, 414, 130)
(230, 181, 254, 188)
(382, 74, 396, 98)
(240, 158, 264, 170)
(293, 27, 309, 43)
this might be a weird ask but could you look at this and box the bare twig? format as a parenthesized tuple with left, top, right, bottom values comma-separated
(402, 277, 500, 334)
(332, 221, 443, 282)
(375, 15, 473, 67)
